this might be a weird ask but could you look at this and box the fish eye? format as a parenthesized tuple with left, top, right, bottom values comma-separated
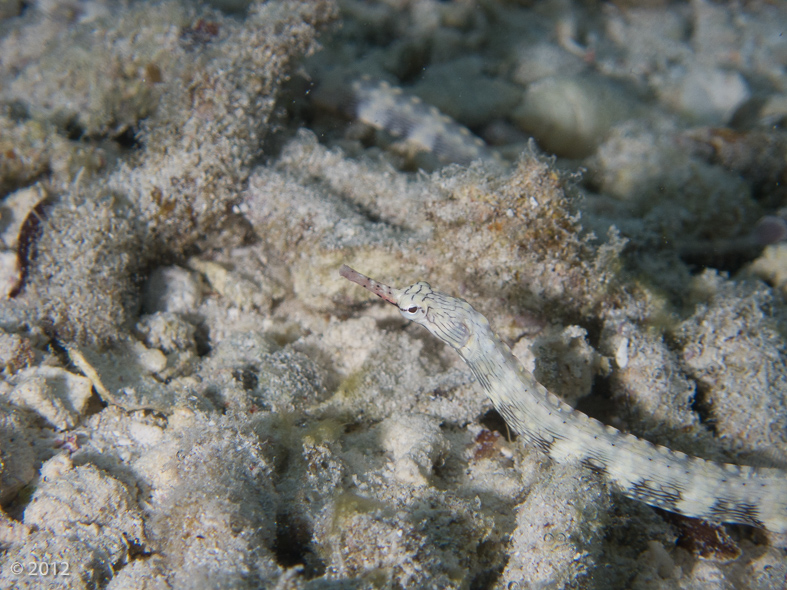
(407, 306, 419, 313)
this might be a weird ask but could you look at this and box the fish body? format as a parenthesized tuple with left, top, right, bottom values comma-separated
(340, 265, 787, 534)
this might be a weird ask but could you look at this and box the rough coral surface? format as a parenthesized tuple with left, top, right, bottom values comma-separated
(7, 0, 337, 344)
(677, 272, 787, 465)
(1, 0, 787, 588)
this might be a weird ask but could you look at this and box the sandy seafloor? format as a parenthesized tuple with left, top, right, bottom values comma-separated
(1, 0, 787, 588)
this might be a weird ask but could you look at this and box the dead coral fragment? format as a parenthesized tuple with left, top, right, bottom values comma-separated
(427, 156, 625, 321)
(187, 257, 276, 313)
(2, 0, 192, 137)
(68, 338, 176, 412)
(682, 127, 787, 203)
(501, 463, 611, 589)
(9, 366, 93, 430)
(0, 401, 36, 504)
(25, 462, 146, 544)
(23, 193, 137, 344)
(147, 412, 281, 587)
(0, 333, 36, 375)
(677, 271, 787, 460)
(13, 0, 337, 345)
(347, 78, 495, 167)
(512, 75, 640, 159)
(0, 461, 148, 589)
(115, 0, 339, 256)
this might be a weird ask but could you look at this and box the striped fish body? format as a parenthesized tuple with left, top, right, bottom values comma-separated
(339, 265, 787, 534)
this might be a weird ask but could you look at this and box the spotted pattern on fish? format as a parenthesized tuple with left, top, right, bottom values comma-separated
(339, 265, 787, 534)
(347, 79, 493, 166)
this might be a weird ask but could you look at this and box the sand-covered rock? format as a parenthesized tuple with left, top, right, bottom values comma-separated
(1, 0, 787, 588)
